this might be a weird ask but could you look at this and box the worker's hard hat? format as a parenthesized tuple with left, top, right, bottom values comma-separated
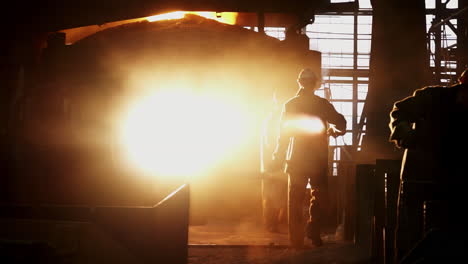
(459, 68, 467, 84)
(298, 68, 318, 81)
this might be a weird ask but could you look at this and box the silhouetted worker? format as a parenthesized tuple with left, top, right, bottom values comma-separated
(267, 68, 346, 249)
(389, 68, 468, 263)
(260, 93, 287, 233)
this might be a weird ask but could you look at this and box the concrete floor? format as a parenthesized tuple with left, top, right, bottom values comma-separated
(188, 219, 371, 264)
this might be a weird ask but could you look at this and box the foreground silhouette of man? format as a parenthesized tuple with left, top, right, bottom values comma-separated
(389, 68, 468, 263)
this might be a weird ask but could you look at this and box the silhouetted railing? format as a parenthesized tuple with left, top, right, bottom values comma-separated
(355, 160, 401, 264)
(0, 184, 190, 264)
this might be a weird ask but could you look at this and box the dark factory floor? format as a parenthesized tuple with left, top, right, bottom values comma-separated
(188, 219, 371, 264)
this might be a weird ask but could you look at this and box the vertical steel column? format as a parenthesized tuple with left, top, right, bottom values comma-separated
(257, 12, 265, 34)
(355, 164, 376, 257)
(352, 10, 358, 148)
(458, 0, 468, 71)
(363, 0, 429, 159)
(433, 0, 443, 82)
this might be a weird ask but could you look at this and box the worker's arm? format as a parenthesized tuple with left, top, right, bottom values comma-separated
(323, 100, 347, 137)
(389, 87, 430, 148)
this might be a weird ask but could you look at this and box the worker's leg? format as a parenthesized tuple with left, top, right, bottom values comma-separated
(395, 182, 432, 262)
(306, 163, 328, 246)
(306, 186, 326, 246)
(288, 173, 308, 248)
(262, 178, 286, 232)
(262, 179, 275, 232)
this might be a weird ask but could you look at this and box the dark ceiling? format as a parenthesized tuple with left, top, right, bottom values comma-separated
(5, 0, 360, 32)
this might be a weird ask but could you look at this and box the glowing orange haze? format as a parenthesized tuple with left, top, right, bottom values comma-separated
(61, 11, 238, 44)
(146, 11, 238, 24)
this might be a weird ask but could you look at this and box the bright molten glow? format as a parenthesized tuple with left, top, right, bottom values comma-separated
(120, 90, 247, 177)
(284, 116, 326, 134)
(146, 11, 238, 25)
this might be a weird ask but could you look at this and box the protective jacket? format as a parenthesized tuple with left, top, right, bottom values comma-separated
(389, 83, 467, 193)
(389, 83, 468, 259)
(272, 89, 346, 178)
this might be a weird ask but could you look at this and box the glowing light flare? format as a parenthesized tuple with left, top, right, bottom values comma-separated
(146, 11, 238, 25)
(119, 90, 248, 178)
(283, 116, 326, 134)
